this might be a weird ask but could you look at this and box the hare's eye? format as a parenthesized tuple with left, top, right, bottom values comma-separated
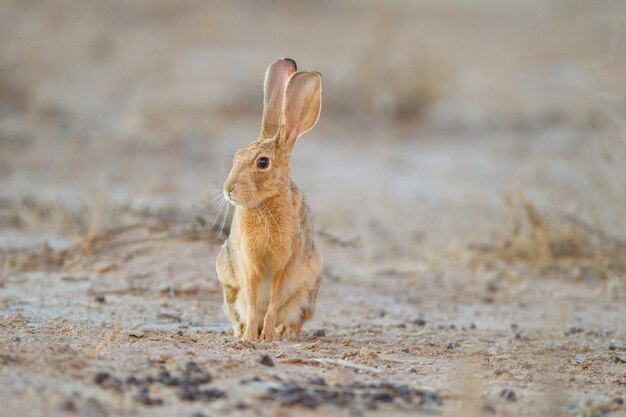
(257, 157, 270, 169)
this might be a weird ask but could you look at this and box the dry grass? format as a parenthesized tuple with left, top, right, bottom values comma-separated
(0, 196, 218, 275)
(465, 189, 626, 281)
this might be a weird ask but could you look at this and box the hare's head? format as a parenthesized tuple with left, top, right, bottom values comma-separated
(223, 58, 322, 208)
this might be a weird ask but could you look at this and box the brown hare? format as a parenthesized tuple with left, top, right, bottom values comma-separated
(216, 58, 323, 341)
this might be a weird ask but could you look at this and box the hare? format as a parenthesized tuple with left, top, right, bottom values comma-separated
(216, 58, 323, 341)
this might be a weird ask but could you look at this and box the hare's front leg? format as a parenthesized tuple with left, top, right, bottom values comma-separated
(260, 269, 287, 341)
(220, 283, 244, 336)
(242, 272, 261, 341)
(216, 243, 244, 335)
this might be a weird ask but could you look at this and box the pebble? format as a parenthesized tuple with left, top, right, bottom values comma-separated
(312, 329, 326, 338)
(258, 354, 275, 367)
(134, 386, 163, 406)
(94, 360, 222, 406)
(94, 372, 122, 392)
(500, 388, 516, 402)
(259, 378, 442, 411)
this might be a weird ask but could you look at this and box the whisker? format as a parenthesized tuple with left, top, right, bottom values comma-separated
(218, 204, 231, 240)
(202, 189, 223, 198)
(201, 193, 225, 209)
(209, 199, 227, 232)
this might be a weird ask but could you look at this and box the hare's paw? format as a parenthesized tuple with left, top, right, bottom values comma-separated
(261, 313, 278, 341)
(233, 322, 244, 337)
(283, 326, 298, 341)
(275, 323, 299, 341)
(241, 323, 259, 341)
(260, 327, 275, 341)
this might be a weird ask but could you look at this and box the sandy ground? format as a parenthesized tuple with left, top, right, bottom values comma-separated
(1, 1, 626, 416)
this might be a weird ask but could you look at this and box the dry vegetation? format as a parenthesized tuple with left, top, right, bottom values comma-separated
(0, 197, 218, 275)
(464, 189, 626, 283)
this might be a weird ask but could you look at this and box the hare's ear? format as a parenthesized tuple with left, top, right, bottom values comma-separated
(261, 58, 297, 139)
(278, 71, 322, 151)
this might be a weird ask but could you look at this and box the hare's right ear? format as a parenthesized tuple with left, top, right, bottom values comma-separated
(277, 71, 322, 152)
(261, 58, 297, 139)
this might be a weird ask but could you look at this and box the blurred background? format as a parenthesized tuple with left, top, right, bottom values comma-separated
(1, 0, 625, 253)
(1, 2, 626, 415)
(1, 0, 625, 255)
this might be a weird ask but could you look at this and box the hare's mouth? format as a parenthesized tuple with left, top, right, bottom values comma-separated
(224, 194, 244, 208)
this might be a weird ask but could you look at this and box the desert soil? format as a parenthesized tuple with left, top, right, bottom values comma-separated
(1, 1, 626, 417)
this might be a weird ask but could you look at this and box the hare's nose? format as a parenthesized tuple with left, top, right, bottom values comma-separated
(224, 183, 235, 199)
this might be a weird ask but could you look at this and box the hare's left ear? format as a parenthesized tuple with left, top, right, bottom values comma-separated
(278, 71, 322, 152)
(261, 58, 297, 139)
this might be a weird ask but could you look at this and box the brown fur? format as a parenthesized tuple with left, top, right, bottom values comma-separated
(216, 58, 323, 341)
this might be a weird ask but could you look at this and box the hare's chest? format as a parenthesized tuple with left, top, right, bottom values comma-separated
(242, 233, 288, 273)
(238, 213, 290, 264)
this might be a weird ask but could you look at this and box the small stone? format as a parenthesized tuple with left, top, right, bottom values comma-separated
(401, 348, 409, 353)
(469, 323, 476, 330)
(177, 330, 184, 336)
(94, 372, 111, 385)
(94, 372, 122, 392)
(500, 388, 516, 402)
(134, 386, 163, 406)
(60, 399, 77, 413)
(566, 327, 583, 336)
(259, 354, 274, 367)
(313, 329, 326, 338)
(412, 318, 426, 326)
(446, 343, 454, 350)
(514, 332, 529, 341)
(235, 401, 249, 409)
(309, 378, 326, 386)
(615, 354, 626, 364)
(128, 329, 145, 338)
(409, 368, 417, 373)
(95, 295, 106, 303)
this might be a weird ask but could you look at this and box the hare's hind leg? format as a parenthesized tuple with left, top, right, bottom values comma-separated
(275, 286, 309, 340)
(301, 275, 321, 322)
(275, 249, 322, 340)
(278, 277, 320, 340)
(216, 242, 244, 335)
(301, 247, 322, 322)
